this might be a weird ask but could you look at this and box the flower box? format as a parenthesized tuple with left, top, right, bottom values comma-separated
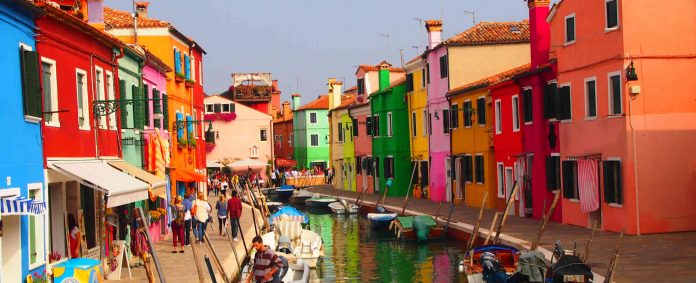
(185, 79, 195, 88)
(175, 73, 186, 83)
(204, 112, 236, 122)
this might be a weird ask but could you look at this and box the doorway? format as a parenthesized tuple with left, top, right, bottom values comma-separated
(445, 158, 452, 202)
(1, 215, 21, 283)
(505, 167, 514, 215)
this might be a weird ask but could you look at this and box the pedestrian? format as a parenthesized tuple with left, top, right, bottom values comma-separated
(170, 196, 185, 253)
(221, 178, 229, 197)
(216, 195, 228, 236)
(227, 190, 242, 241)
(192, 192, 212, 244)
(182, 193, 194, 246)
(270, 169, 277, 187)
(245, 236, 283, 283)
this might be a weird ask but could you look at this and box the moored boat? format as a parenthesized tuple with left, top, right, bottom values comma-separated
(270, 206, 309, 225)
(460, 244, 520, 283)
(266, 201, 283, 212)
(276, 185, 296, 199)
(391, 215, 445, 241)
(304, 194, 336, 208)
(329, 199, 359, 214)
(289, 189, 314, 204)
(328, 202, 346, 214)
(367, 212, 398, 229)
(242, 254, 310, 283)
(260, 220, 324, 268)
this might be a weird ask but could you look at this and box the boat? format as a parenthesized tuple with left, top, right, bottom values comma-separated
(270, 206, 309, 225)
(241, 254, 310, 283)
(391, 215, 445, 241)
(289, 189, 314, 204)
(260, 219, 324, 268)
(304, 194, 336, 208)
(275, 185, 296, 199)
(266, 201, 284, 212)
(545, 241, 593, 283)
(367, 212, 398, 229)
(328, 199, 359, 214)
(460, 244, 520, 283)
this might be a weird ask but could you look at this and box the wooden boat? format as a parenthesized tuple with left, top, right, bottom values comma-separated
(390, 215, 445, 241)
(329, 199, 359, 214)
(275, 185, 296, 199)
(367, 212, 398, 229)
(260, 220, 324, 268)
(289, 189, 314, 204)
(266, 201, 283, 212)
(461, 244, 520, 283)
(304, 194, 336, 208)
(242, 255, 310, 283)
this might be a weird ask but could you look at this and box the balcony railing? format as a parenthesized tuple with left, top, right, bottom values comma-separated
(234, 85, 273, 102)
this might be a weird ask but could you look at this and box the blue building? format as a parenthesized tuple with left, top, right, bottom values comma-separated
(0, 1, 48, 282)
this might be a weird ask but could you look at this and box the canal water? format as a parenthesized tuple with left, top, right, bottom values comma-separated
(292, 205, 468, 283)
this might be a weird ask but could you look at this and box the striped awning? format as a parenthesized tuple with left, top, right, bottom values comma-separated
(1, 196, 46, 215)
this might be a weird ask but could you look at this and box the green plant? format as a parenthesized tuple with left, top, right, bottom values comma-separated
(177, 138, 188, 147)
(185, 79, 195, 84)
(175, 72, 186, 79)
(188, 138, 197, 148)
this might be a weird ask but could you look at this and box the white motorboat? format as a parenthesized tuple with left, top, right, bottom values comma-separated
(289, 189, 314, 204)
(328, 202, 346, 214)
(329, 199, 359, 214)
(242, 254, 310, 283)
(260, 219, 324, 268)
(304, 194, 336, 209)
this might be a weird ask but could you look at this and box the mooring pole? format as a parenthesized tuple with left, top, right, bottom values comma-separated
(583, 221, 599, 263)
(494, 181, 519, 244)
(135, 207, 166, 283)
(204, 232, 231, 283)
(467, 191, 489, 251)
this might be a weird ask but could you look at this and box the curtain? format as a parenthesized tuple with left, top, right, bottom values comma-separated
(578, 159, 600, 213)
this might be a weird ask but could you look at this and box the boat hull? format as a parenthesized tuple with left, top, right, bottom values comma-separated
(290, 195, 312, 204)
(304, 198, 336, 208)
(276, 189, 295, 199)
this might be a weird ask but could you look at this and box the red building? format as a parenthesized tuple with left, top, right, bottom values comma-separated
(273, 100, 295, 164)
(192, 47, 207, 175)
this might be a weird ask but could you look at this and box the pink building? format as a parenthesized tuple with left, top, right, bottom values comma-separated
(142, 49, 171, 176)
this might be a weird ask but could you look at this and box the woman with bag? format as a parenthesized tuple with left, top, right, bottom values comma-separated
(169, 196, 185, 253)
(216, 195, 228, 236)
(192, 192, 212, 244)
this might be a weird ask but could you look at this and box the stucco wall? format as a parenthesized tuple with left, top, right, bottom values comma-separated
(448, 43, 531, 90)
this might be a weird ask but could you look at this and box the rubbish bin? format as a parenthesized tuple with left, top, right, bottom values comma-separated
(52, 258, 102, 283)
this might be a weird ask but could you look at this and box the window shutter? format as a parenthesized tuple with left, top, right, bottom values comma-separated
(442, 109, 450, 133)
(20, 49, 42, 118)
(184, 54, 191, 79)
(153, 89, 162, 114)
(476, 98, 486, 125)
(546, 156, 557, 191)
(603, 161, 615, 203)
(606, 0, 618, 28)
(611, 75, 622, 114)
(176, 113, 184, 139)
(132, 85, 142, 129)
(439, 56, 448, 78)
(562, 160, 576, 198)
(420, 161, 429, 187)
(406, 73, 414, 92)
(451, 104, 459, 128)
(373, 116, 379, 136)
(523, 89, 533, 123)
(162, 93, 169, 129)
(174, 49, 181, 74)
(119, 80, 128, 128)
(353, 118, 359, 136)
(230, 103, 236, 113)
(143, 84, 150, 128)
(544, 83, 554, 119)
(186, 115, 193, 141)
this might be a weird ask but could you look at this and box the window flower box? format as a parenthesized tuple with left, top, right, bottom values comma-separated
(185, 79, 195, 88)
(175, 72, 185, 83)
(188, 138, 197, 149)
(177, 138, 188, 149)
(204, 112, 236, 122)
(206, 142, 216, 152)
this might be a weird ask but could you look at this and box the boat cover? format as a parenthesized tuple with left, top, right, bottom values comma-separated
(277, 185, 295, 191)
(275, 220, 303, 246)
(396, 216, 438, 229)
(271, 206, 309, 224)
(412, 216, 437, 241)
(514, 251, 547, 282)
(549, 255, 593, 283)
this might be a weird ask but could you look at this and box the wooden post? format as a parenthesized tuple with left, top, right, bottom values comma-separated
(226, 225, 242, 277)
(583, 221, 599, 263)
(189, 234, 206, 283)
(204, 232, 231, 283)
(603, 230, 625, 283)
(494, 181, 519, 244)
(530, 191, 561, 250)
(401, 164, 418, 215)
(244, 185, 260, 236)
(434, 202, 444, 220)
(204, 256, 218, 283)
(140, 250, 155, 283)
(467, 191, 489, 251)
(134, 207, 166, 283)
(483, 212, 499, 246)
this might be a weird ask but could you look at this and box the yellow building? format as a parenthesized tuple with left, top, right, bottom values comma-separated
(447, 85, 496, 209)
(404, 56, 430, 199)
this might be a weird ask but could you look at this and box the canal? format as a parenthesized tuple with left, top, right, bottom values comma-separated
(290, 205, 469, 282)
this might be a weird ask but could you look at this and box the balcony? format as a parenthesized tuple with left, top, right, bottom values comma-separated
(233, 85, 273, 102)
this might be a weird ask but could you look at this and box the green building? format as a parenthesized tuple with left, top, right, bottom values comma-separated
(293, 94, 330, 169)
(118, 46, 146, 168)
(370, 62, 413, 196)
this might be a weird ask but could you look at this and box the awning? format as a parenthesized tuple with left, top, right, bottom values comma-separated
(52, 161, 149, 208)
(1, 196, 46, 215)
(108, 161, 167, 198)
(171, 170, 207, 182)
(275, 158, 297, 167)
(207, 161, 223, 168)
(228, 158, 268, 171)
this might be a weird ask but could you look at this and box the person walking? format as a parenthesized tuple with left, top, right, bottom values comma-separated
(170, 196, 185, 253)
(270, 169, 277, 187)
(227, 190, 243, 241)
(215, 195, 228, 236)
(192, 192, 212, 244)
(246, 236, 283, 283)
(182, 193, 194, 246)
(221, 178, 229, 197)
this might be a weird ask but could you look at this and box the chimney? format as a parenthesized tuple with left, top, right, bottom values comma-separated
(425, 20, 443, 50)
(291, 93, 301, 110)
(135, 2, 149, 19)
(377, 61, 392, 91)
(328, 78, 343, 110)
(271, 79, 281, 113)
(527, 0, 551, 67)
(281, 101, 291, 117)
(85, 0, 104, 29)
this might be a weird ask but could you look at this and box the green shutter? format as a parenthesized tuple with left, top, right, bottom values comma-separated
(143, 84, 150, 128)
(162, 93, 169, 130)
(153, 89, 161, 114)
(132, 85, 142, 129)
(119, 80, 128, 128)
(20, 49, 42, 118)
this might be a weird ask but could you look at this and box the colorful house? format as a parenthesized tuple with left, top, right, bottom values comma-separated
(142, 49, 172, 180)
(424, 20, 531, 203)
(404, 55, 430, 199)
(549, 0, 696, 234)
(329, 81, 358, 191)
(293, 94, 330, 170)
(272, 100, 295, 166)
(0, 1, 47, 282)
(117, 46, 146, 168)
(369, 62, 412, 197)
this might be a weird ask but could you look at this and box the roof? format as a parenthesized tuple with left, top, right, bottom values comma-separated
(296, 95, 329, 111)
(444, 21, 530, 46)
(448, 63, 531, 96)
(343, 86, 358, 94)
(36, 3, 126, 51)
(355, 61, 405, 74)
(332, 95, 358, 111)
(273, 111, 293, 123)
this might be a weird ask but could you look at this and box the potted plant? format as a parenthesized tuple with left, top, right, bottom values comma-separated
(148, 209, 162, 222)
(205, 142, 216, 152)
(177, 138, 188, 149)
(188, 138, 197, 149)
(175, 72, 185, 83)
(185, 79, 195, 88)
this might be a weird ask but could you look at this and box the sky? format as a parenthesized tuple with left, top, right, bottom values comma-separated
(104, 0, 531, 104)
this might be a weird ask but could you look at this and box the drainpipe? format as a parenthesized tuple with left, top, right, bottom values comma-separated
(627, 65, 641, 235)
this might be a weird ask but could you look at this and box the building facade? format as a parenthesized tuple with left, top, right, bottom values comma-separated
(350, 100, 374, 194)
(404, 56, 430, 199)
(273, 101, 295, 164)
(293, 95, 330, 170)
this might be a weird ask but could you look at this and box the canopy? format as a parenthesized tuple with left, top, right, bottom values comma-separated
(52, 161, 149, 208)
(275, 158, 297, 167)
(108, 161, 167, 198)
(207, 161, 224, 168)
(171, 170, 207, 182)
(1, 196, 46, 215)
(270, 206, 309, 224)
(227, 158, 268, 171)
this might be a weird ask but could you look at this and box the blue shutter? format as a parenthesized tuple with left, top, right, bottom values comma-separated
(184, 54, 191, 79)
(186, 115, 193, 141)
(176, 113, 184, 139)
(174, 49, 181, 74)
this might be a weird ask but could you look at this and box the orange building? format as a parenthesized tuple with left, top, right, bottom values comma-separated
(549, 0, 696, 234)
(104, 2, 208, 197)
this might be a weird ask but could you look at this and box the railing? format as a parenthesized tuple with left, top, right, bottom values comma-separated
(234, 85, 273, 102)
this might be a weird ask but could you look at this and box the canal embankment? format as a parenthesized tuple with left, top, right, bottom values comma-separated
(307, 185, 696, 283)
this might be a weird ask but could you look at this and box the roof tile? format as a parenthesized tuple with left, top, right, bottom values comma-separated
(296, 95, 329, 111)
(445, 21, 530, 45)
(104, 7, 169, 29)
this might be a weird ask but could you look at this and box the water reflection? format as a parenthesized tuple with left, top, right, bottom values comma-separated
(298, 206, 467, 282)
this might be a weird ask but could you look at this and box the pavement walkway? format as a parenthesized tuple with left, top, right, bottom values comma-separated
(307, 185, 696, 283)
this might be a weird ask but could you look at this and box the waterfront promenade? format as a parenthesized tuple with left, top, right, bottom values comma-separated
(308, 185, 696, 283)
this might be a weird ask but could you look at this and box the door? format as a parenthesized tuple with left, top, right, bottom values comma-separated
(445, 158, 452, 202)
(454, 157, 463, 202)
(1, 216, 21, 283)
(374, 157, 380, 194)
(362, 158, 367, 192)
(505, 167, 514, 215)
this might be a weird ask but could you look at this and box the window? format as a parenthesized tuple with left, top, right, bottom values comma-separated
(495, 100, 502, 134)
(603, 160, 623, 204)
(545, 155, 561, 191)
(28, 184, 45, 268)
(310, 112, 317, 124)
(353, 118, 359, 136)
(190, 54, 196, 82)
(373, 115, 380, 137)
(608, 72, 622, 115)
(366, 116, 373, 136)
(421, 68, 426, 87)
(95, 68, 106, 129)
(406, 73, 414, 92)
(565, 14, 576, 44)
(20, 46, 42, 121)
(411, 161, 420, 186)
(562, 160, 579, 199)
(463, 101, 473, 127)
(184, 54, 191, 80)
(463, 155, 473, 183)
(512, 95, 520, 131)
(173, 47, 181, 74)
(310, 134, 319, 146)
(450, 104, 459, 129)
(544, 82, 558, 119)
(76, 69, 89, 130)
(476, 97, 486, 125)
(522, 88, 533, 124)
(420, 161, 429, 187)
(439, 55, 448, 78)
(585, 78, 597, 118)
(426, 63, 431, 84)
(337, 122, 344, 142)
(212, 103, 221, 113)
(475, 155, 484, 183)
(357, 78, 365, 95)
(206, 104, 214, 113)
(497, 163, 505, 197)
(442, 109, 450, 134)
(250, 145, 258, 157)
(384, 157, 394, 179)
(40, 59, 59, 126)
(260, 129, 268, 142)
(428, 111, 433, 135)
(387, 112, 393, 136)
(106, 72, 116, 129)
(557, 84, 572, 120)
(422, 110, 428, 136)
(606, 0, 619, 29)
(411, 112, 417, 137)
(199, 61, 203, 85)
(222, 103, 236, 113)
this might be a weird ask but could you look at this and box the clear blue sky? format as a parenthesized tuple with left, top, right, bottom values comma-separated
(104, 0, 531, 104)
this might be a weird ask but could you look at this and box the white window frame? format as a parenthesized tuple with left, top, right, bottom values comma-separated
(605, 0, 620, 32)
(422, 110, 428, 136)
(512, 95, 520, 132)
(310, 134, 319, 147)
(584, 76, 598, 120)
(387, 112, 393, 137)
(190, 54, 196, 82)
(95, 66, 106, 129)
(496, 162, 505, 198)
(205, 103, 214, 113)
(76, 68, 90, 130)
(309, 112, 317, 124)
(559, 82, 573, 123)
(41, 57, 60, 127)
(106, 71, 117, 130)
(260, 128, 268, 142)
(198, 61, 203, 86)
(495, 99, 502, 134)
(27, 182, 46, 269)
(564, 13, 576, 46)
(250, 145, 259, 158)
(607, 71, 623, 116)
